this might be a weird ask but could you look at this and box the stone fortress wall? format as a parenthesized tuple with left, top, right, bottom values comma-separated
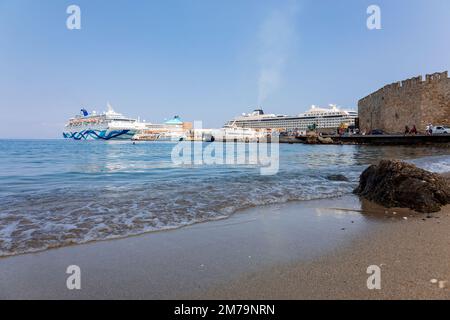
(358, 71, 450, 134)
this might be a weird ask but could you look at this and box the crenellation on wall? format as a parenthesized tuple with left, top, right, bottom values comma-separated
(358, 71, 450, 134)
(426, 71, 448, 82)
(401, 76, 422, 87)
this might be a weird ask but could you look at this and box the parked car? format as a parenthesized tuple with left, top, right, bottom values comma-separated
(432, 126, 450, 134)
(369, 129, 385, 135)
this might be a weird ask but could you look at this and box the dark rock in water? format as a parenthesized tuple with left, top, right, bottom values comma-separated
(354, 160, 450, 213)
(326, 174, 349, 182)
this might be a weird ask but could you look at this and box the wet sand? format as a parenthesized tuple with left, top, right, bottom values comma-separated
(197, 174, 450, 300)
(0, 195, 449, 299)
(195, 204, 450, 300)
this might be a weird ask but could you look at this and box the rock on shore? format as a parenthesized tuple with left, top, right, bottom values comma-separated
(354, 160, 450, 213)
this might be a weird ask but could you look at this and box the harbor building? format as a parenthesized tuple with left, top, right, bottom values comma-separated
(358, 71, 450, 134)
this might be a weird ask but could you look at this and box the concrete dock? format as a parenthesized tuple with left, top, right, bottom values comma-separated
(334, 134, 450, 145)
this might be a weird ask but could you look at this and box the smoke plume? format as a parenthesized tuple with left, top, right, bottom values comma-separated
(257, 1, 299, 106)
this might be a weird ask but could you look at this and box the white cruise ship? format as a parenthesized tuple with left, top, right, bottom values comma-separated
(132, 116, 189, 141)
(224, 105, 358, 131)
(63, 104, 143, 140)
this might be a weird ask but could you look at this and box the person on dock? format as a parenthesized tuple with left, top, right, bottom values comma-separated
(404, 125, 410, 135)
(410, 125, 417, 135)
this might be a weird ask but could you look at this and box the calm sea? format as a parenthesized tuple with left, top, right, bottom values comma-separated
(0, 139, 449, 257)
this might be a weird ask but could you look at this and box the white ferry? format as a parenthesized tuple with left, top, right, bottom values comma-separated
(132, 116, 188, 141)
(63, 104, 143, 140)
(224, 105, 358, 131)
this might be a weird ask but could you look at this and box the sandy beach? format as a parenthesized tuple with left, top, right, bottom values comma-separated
(195, 204, 450, 300)
(1, 191, 449, 300)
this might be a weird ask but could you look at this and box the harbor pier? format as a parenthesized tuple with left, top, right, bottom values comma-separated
(333, 134, 450, 145)
(283, 134, 450, 145)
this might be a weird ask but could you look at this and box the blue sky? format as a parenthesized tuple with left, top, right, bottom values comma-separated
(1, 0, 450, 138)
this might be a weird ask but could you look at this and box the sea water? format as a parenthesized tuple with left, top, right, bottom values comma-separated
(0, 139, 449, 257)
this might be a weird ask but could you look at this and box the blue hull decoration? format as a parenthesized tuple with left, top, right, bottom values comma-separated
(63, 130, 132, 140)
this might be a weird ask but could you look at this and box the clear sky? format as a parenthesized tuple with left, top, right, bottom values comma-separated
(1, 0, 450, 138)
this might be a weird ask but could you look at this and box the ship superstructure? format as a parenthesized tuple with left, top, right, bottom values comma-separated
(224, 105, 358, 131)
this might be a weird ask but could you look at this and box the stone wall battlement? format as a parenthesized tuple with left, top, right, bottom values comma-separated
(360, 71, 449, 104)
(358, 71, 450, 133)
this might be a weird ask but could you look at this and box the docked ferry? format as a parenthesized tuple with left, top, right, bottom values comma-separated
(224, 105, 358, 131)
(132, 116, 189, 141)
(63, 104, 143, 140)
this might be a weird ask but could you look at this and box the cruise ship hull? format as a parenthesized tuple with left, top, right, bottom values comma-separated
(63, 129, 137, 140)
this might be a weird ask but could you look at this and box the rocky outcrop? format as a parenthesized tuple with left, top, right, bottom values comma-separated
(304, 133, 335, 145)
(354, 160, 450, 213)
(318, 136, 334, 144)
